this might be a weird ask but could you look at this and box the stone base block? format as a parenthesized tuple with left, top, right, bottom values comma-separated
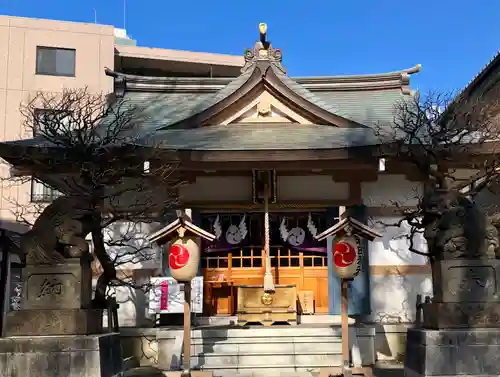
(0, 333, 123, 377)
(124, 367, 213, 377)
(404, 328, 500, 377)
(423, 302, 500, 329)
(22, 258, 93, 310)
(5, 309, 103, 336)
(163, 371, 213, 377)
(431, 259, 500, 303)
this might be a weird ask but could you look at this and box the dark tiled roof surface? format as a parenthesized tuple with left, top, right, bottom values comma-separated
(101, 71, 254, 135)
(112, 79, 404, 141)
(138, 123, 386, 150)
(2, 61, 414, 152)
(271, 66, 340, 114)
(156, 69, 254, 129)
(313, 89, 405, 126)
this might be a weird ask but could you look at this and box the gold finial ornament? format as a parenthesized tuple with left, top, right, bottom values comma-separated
(259, 23, 267, 45)
(241, 23, 286, 74)
(259, 23, 267, 35)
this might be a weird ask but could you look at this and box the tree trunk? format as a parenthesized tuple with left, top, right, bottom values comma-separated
(91, 213, 117, 308)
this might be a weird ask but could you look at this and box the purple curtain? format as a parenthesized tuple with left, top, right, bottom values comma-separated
(201, 212, 327, 253)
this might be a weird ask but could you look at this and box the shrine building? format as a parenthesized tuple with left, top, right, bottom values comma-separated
(5, 23, 484, 371)
(131, 27, 427, 319)
(0, 24, 433, 322)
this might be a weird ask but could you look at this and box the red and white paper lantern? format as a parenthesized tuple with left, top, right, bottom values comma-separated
(332, 236, 362, 279)
(168, 236, 200, 282)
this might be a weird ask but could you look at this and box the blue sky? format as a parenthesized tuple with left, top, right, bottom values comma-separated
(1, 0, 499, 93)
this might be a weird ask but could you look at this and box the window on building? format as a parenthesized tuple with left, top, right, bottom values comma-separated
(30, 109, 68, 203)
(31, 179, 63, 203)
(36, 46, 76, 77)
(33, 108, 72, 136)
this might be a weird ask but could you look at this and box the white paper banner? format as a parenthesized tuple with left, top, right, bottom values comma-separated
(148, 276, 203, 314)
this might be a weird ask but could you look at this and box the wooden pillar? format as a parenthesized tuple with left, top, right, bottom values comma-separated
(341, 279, 352, 377)
(182, 281, 192, 377)
(327, 206, 343, 314)
(0, 244, 11, 336)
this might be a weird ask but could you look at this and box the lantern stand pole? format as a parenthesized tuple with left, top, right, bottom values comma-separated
(341, 278, 352, 377)
(182, 281, 192, 377)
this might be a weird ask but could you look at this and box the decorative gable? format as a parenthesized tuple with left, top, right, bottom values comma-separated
(221, 90, 310, 125)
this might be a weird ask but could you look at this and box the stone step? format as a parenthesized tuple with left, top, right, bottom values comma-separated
(212, 371, 318, 377)
(189, 326, 365, 339)
(194, 314, 355, 327)
(190, 352, 342, 369)
(202, 365, 323, 375)
(156, 324, 375, 373)
(191, 340, 342, 354)
(191, 336, 343, 343)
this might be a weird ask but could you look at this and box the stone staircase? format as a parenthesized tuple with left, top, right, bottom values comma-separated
(177, 325, 374, 377)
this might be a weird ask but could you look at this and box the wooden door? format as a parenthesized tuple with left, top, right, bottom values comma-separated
(202, 246, 328, 315)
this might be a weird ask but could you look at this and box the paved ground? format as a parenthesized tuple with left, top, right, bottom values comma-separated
(374, 362, 404, 377)
(123, 361, 404, 377)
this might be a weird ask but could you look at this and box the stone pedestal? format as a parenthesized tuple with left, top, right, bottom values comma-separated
(4, 257, 102, 336)
(0, 257, 122, 377)
(405, 259, 500, 377)
(405, 328, 500, 377)
(0, 333, 123, 377)
(423, 259, 500, 329)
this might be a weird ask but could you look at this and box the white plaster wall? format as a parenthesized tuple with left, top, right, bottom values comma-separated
(108, 281, 154, 328)
(362, 175, 422, 206)
(278, 176, 349, 201)
(370, 274, 432, 324)
(368, 215, 432, 325)
(180, 176, 252, 202)
(103, 221, 162, 270)
(368, 216, 427, 266)
(91, 220, 163, 327)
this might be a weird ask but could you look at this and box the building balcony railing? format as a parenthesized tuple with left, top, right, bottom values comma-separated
(30, 179, 64, 203)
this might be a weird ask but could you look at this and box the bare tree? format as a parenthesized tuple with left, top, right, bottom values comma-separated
(3, 87, 183, 308)
(375, 90, 500, 261)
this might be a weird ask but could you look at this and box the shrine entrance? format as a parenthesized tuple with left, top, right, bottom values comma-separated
(200, 212, 330, 316)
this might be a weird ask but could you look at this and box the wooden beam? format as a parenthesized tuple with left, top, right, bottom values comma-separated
(332, 170, 378, 182)
(348, 181, 362, 203)
(188, 148, 378, 163)
(182, 159, 378, 171)
(370, 264, 430, 276)
(185, 200, 358, 210)
(365, 206, 418, 217)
